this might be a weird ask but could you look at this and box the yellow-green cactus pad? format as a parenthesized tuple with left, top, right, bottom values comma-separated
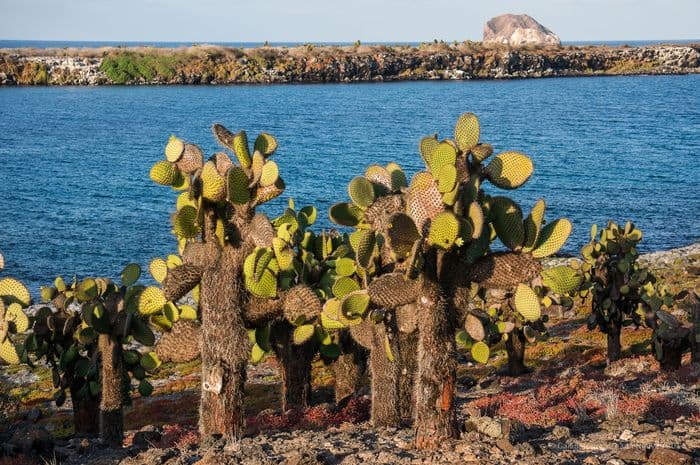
(0, 278, 30, 307)
(514, 283, 541, 321)
(523, 199, 546, 253)
(233, 130, 252, 168)
(332, 276, 360, 299)
(165, 135, 185, 162)
(542, 266, 582, 295)
(259, 160, 279, 187)
(254, 178, 285, 205)
(173, 205, 199, 239)
(201, 161, 225, 201)
(139, 286, 167, 315)
(254, 132, 278, 156)
(164, 301, 180, 323)
(419, 135, 439, 165)
(427, 211, 461, 249)
(179, 304, 197, 320)
(470, 143, 493, 163)
(454, 112, 480, 151)
(354, 230, 376, 268)
(227, 166, 251, 204)
(335, 257, 356, 277)
(386, 162, 407, 191)
(341, 290, 370, 319)
(329, 202, 363, 227)
(532, 218, 572, 258)
(293, 324, 315, 345)
(121, 263, 141, 287)
(491, 196, 525, 251)
(250, 150, 265, 185)
(140, 351, 162, 372)
(0, 339, 19, 364)
(245, 269, 277, 298)
(150, 160, 179, 186)
(471, 340, 489, 364)
(75, 278, 98, 301)
(149, 258, 168, 283)
(428, 141, 457, 175)
(387, 213, 421, 259)
(5, 303, 29, 333)
(348, 176, 376, 209)
(437, 164, 457, 193)
(468, 202, 484, 239)
(485, 151, 534, 189)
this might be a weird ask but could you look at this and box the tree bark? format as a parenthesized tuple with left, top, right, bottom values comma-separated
(333, 330, 367, 405)
(606, 328, 622, 364)
(70, 385, 99, 436)
(505, 328, 530, 376)
(398, 331, 417, 421)
(414, 276, 458, 449)
(272, 320, 317, 411)
(659, 341, 683, 371)
(368, 322, 402, 427)
(98, 334, 124, 446)
(199, 245, 251, 441)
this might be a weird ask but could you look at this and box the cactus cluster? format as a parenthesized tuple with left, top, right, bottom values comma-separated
(0, 251, 31, 365)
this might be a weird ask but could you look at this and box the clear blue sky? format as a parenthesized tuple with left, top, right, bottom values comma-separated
(1, 0, 698, 42)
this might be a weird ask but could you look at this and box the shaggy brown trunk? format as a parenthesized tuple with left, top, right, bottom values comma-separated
(333, 331, 367, 404)
(398, 331, 417, 420)
(505, 328, 529, 376)
(606, 328, 622, 363)
(659, 341, 683, 371)
(272, 320, 317, 411)
(199, 245, 250, 441)
(70, 385, 99, 436)
(98, 334, 124, 446)
(691, 293, 700, 366)
(368, 322, 401, 427)
(414, 272, 458, 449)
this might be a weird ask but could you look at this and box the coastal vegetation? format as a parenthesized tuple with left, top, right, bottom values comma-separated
(0, 112, 698, 464)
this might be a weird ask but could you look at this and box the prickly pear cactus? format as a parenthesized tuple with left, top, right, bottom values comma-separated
(0, 251, 31, 366)
(150, 125, 288, 440)
(28, 265, 160, 445)
(330, 112, 572, 448)
(579, 221, 674, 364)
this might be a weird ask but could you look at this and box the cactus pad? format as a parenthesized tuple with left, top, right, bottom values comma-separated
(471, 341, 489, 364)
(427, 211, 461, 249)
(173, 205, 199, 238)
(5, 303, 29, 333)
(485, 151, 534, 189)
(227, 166, 251, 204)
(387, 213, 421, 259)
(348, 176, 376, 209)
(454, 112, 480, 151)
(284, 285, 322, 324)
(165, 136, 185, 162)
(156, 320, 201, 363)
(0, 339, 19, 364)
(232, 130, 252, 168)
(427, 142, 457, 175)
(149, 258, 168, 283)
(0, 278, 31, 307)
(386, 162, 408, 191)
(419, 135, 439, 165)
(365, 165, 393, 194)
(341, 290, 370, 319)
(177, 144, 204, 174)
(407, 172, 443, 233)
(436, 164, 457, 193)
(465, 313, 485, 341)
(468, 202, 484, 239)
(214, 152, 233, 176)
(367, 273, 418, 308)
(150, 161, 179, 186)
(162, 265, 203, 302)
(250, 213, 275, 247)
(491, 196, 525, 251)
(466, 252, 542, 290)
(254, 133, 278, 156)
(514, 284, 541, 322)
(259, 160, 279, 187)
(292, 324, 315, 345)
(541, 266, 582, 295)
(121, 263, 141, 287)
(201, 161, 226, 201)
(254, 178, 285, 205)
(245, 269, 277, 298)
(139, 286, 166, 315)
(532, 219, 572, 258)
(470, 143, 493, 163)
(523, 199, 546, 253)
(329, 202, 363, 227)
(332, 276, 361, 299)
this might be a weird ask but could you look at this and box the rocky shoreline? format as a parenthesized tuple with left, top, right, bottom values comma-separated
(0, 42, 698, 86)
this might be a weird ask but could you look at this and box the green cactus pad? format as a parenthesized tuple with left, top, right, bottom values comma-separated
(227, 166, 251, 204)
(173, 205, 199, 239)
(386, 162, 408, 191)
(470, 143, 494, 163)
(0, 278, 31, 307)
(139, 286, 166, 315)
(348, 176, 376, 209)
(260, 160, 279, 187)
(292, 324, 315, 345)
(165, 135, 185, 162)
(542, 266, 582, 295)
(178, 304, 197, 320)
(0, 339, 19, 364)
(485, 151, 534, 189)
(164, 301, 179, 323)
(427, 211, 461, 249)
(121, 263, 141, 287)
(471, 341, 489, 364)
(354, 230, 376, 268)
(131, 318, 155, 346)
(150, 160, 179, 186)
(341, 290, 370, 318)
(387, 213, 421, 259)
(365, 165, 393, 194)
(201, 161, 226, 201)
(419, 135, 439, 164)
(335, 257, 356, 277)
(254, 133, 278, 156)
(468, 202, 484, 239)
(514, 284, 541, 322)
(75, 278, 98, 301)
(436, 164, 457, 193)
(454, 112, 480, 151)
(245, 269, 277, 298)
(523, 199, 546, 253)
(149, 258, 168, 283)
(332, 276, 361, 299)
(532, 219, 572, 258)
(140, 351, 162, 372)
(5, 303, 29, 333)
(428, 141, 457, 175)
(491, 196, 525, 251)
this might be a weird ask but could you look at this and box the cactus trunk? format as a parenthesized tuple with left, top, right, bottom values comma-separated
(333, 331, 367, 404)
(398, 331, 417, 420)
(70, 385, 99, 436)
(691, 292, 700, 366)
(368, 322, 402, 426)
(505, 328, 529, 376)
(413, 270, 458, 449)
(606, 328, 622, 363)
(98, 333, 124, 446)
(659, 340, 683, 371)
(199, 245, 250, 441)
(272, 320, 317, 411)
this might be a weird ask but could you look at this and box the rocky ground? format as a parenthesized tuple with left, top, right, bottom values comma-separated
(1, 243, 699, 465)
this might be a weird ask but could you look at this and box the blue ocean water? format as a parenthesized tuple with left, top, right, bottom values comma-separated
(0, 76, 699, 293)
(0, 39, 697, 49)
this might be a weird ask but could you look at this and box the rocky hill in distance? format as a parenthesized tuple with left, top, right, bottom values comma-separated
(483, 14, 561, 47)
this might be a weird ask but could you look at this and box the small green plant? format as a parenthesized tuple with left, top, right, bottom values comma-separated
(579, 221, 674, 364)
(100, 51, 184, 84)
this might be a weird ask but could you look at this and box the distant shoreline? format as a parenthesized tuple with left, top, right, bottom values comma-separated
(1, 42, 698, 86)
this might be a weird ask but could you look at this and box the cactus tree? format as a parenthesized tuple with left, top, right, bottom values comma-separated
(331, 113, 572, 448)
(150, 126, 287, 440)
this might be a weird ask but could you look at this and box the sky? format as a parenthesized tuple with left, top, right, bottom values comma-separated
(0, 0, 698, 43)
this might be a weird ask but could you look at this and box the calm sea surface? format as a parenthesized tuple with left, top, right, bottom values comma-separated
(0, 76, 698, 292)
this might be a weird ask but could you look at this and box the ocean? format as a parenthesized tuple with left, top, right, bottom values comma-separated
(0, 76, 698, 292)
